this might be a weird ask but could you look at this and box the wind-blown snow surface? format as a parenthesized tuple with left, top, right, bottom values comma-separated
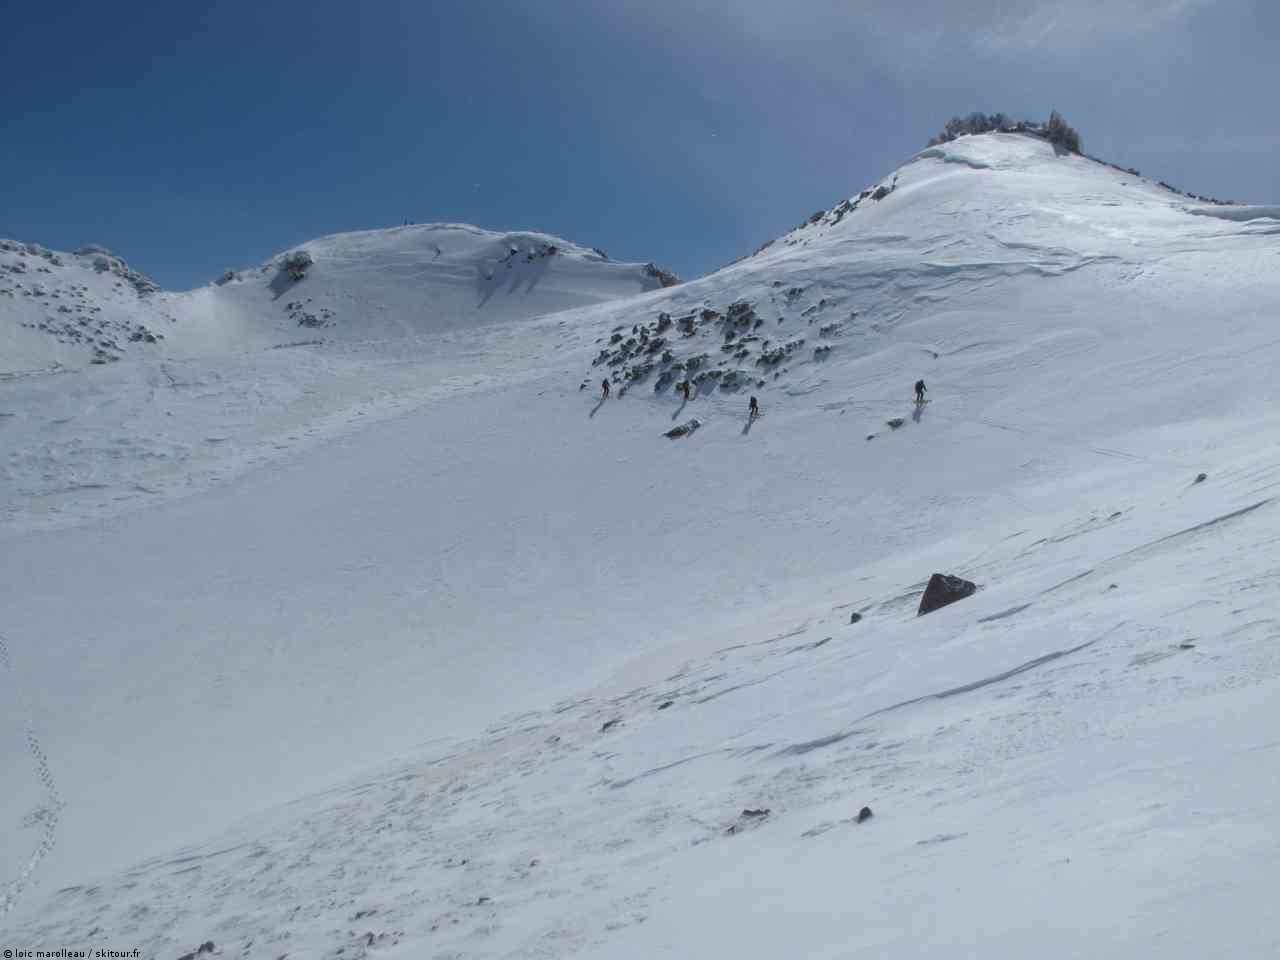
(4, 134, 1280, 956)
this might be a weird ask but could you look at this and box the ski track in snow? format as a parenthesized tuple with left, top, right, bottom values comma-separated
(0, 632, 63, 920)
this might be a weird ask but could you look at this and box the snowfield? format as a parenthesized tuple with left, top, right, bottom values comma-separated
(3, 133, 1280, 957)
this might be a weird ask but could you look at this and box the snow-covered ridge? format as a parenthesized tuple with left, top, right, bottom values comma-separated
(595, 133, 1275, 411)
(0, 223, 678, 373)
(746, 132, 1248, 269)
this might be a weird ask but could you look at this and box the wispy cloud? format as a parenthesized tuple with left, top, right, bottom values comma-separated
(854, 0, 1205, 49)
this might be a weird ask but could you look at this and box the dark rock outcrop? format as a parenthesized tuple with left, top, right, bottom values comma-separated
(643, 262, 680, 287)
(281, 249, 314, 281)
(917, 573, 977, 616)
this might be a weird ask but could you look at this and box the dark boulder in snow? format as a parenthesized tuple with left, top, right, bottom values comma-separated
(849, 611, 862, 624)
(857, 806, 873, 823)
(917, 573, 977, 616)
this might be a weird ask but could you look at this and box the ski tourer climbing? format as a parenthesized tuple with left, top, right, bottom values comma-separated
(601, 378, 610, 399)
(914, 379, 927, 403)
(749, 395, 759, 418)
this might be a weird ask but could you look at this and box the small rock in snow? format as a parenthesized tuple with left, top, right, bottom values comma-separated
(857, 806, 873, 823)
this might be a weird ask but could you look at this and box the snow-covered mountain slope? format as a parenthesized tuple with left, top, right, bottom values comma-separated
(3, 133, 1280, 957)
(0, 225, 675, 529)
(183, 223, 677, 350)
(0, 224, 674, 373)
(0, 240, 170, 371)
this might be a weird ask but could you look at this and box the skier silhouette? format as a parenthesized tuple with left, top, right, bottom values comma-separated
(601, 378, 610, 399)
(678, 380, 690, 401)
(914, 379, 927, 404)
(749, 395, 760, 418)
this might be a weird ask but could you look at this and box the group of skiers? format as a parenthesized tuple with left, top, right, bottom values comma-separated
(600, 377, 926, 417)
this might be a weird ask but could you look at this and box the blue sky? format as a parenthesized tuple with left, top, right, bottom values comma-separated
(2, 0, 1276, 289)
